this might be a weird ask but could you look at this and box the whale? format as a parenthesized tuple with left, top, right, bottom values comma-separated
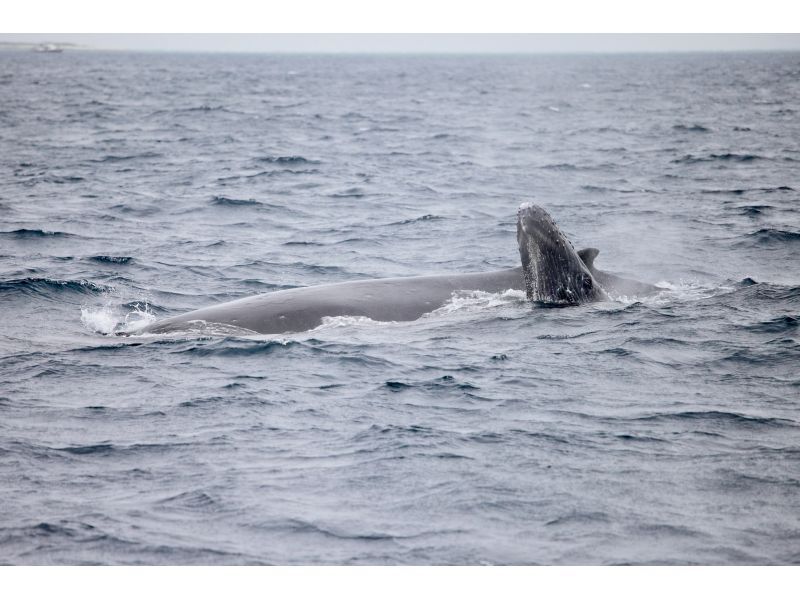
(131, 203, 660, 336)
(515, 202, 660, 302)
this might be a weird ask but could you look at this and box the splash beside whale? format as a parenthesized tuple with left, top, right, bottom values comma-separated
(130, 203, 660, 336)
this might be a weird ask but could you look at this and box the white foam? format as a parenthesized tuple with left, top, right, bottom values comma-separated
(432, 289, 527, 316)
(598, 279, 731, 310)
(80, 304, 120, 335)
(649, 279, 730, 303)
(315, 315, 387, 330)
(80, 298, 156, 336)
(170, 319, 259, 336)
(307, 290, 528, 331)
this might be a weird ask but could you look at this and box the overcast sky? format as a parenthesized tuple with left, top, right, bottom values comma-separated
(2, 33, 800, 54)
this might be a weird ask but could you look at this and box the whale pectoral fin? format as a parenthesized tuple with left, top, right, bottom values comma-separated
(577, 247, 600, 270)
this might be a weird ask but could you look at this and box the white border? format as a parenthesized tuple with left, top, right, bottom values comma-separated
(2, 566, 800, 598)
(3, 1, 800, 33)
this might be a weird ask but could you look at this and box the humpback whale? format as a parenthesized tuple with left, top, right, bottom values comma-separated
(132, 203, 659, 336)
(515, 202, 659, 302)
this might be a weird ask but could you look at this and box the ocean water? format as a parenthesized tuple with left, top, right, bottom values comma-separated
(1, 50, 799, 565)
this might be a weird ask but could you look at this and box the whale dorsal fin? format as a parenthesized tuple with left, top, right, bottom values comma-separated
(578, 248, 599, 270)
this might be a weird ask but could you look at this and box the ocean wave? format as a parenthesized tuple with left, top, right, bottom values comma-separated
(716, 342, 799, 368)
(425, 375, 479, 391)
(18, 174, 87, 185)
(328, 187, 366, 198)
(580, 185, 641, 194)
(614, 434, 667, 443)
(737, 205, 772, 216)
(157, 490, 223, 511)
(545, 511, 611, 526)
(50, 441, 194, 458)
(355, 423, 440, 438)
(69, 337, 186, 353)
(206, 196, 303, 214)
(57, 442, 116, 455)
(745, 315, 798, 333)
(109, 203, 161, 216)
(672, 153, 766, 164)
(0, 228, 75, 238)
(703, 186, 793, 195)
(387, 214, 445, 226)
(276, 518, 436, 542)
(89, 255, 134, 265)
(216, 168, 320, 182)
(172, 338, 297, 356)
(283, 240, 325, 246)
(672, 124, 711, 133)
(90, 152, 163, 163)
(730, 282, 800, 303)
(720, 472, 800, 490)
(383, 375, 479, 393)
(744, 228, 800, 246)
(209, 195, 264, 207)
(177, 395, 275, 409)
(0, 277, 108, 298)
(385, 380, 412, 391)
(255, 155, 320, 165)
(632, 410, 797, 429)
(185, 105, 227, 112)
(149, 105, 242, 116)
(634, 523, 706, 538)
(4, 520, 102, 541)
(540, 162, 579, 171)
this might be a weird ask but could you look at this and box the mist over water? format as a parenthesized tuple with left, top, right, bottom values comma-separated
(1, 50, 799, 564)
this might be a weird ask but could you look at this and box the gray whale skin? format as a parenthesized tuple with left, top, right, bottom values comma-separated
(133, 203, 659, 335)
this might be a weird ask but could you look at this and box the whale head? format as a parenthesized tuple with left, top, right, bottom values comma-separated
(516, 203, 606, 305)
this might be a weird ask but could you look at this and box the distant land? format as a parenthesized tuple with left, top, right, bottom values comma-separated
(0, 41, 82, 50)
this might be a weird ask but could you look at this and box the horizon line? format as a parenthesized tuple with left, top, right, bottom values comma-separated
(3, 45, 800, 56)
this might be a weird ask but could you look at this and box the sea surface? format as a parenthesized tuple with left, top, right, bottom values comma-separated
(1, 50, 799, 565)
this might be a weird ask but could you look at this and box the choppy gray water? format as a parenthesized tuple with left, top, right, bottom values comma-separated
(1, 50, 799, 565)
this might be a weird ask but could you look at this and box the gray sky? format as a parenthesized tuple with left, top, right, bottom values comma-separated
(2, 33, 800, 54)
